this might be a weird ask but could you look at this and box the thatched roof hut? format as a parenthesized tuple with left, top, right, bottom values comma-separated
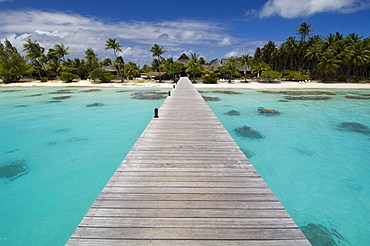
(101, 63, 118, 73)
(147, 72, 168, 78)
(207, 59, 223, 69)
(177, 53, 190, 64)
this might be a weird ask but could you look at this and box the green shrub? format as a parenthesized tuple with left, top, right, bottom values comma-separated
(60, 72, 78, 82)
(201, 68, 220, 84)
(232, 71, 241, 79)
(337, 75, 347, 82)
(260, 70, 282, 82)
(41, 77, 48, 82)
(88, 68, 116, 83)
(283, 69, 310, 81)
(2, 76, 19, 84)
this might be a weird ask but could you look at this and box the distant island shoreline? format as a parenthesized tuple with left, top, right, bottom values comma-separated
(1, 79, 370, 90)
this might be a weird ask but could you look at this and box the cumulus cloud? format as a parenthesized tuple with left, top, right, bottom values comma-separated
(224, 44, 262, 58)
(252, 0, 370, 18)
(0, 10, 261, 64)
(219, 37, 233, 46)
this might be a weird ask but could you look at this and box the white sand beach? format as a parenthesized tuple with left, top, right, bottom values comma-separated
(1, 79, 370, 90)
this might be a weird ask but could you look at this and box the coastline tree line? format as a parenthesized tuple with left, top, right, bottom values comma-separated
(0, 22, 369, 84)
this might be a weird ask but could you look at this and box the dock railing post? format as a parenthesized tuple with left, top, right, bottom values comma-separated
(154, 108, 159, 118)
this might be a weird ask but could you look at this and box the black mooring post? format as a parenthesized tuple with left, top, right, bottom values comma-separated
(168, 91, 171, 96)
(173, 84, 175, 89)
(154, 108, 159, 118)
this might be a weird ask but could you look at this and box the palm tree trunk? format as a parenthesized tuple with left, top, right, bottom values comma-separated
(158, 55, 162, 82)
(113, 50, 124, 82)
(34, 59, 42, 80)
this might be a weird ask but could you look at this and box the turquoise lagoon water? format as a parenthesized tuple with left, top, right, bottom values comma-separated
(1, 87, 369, 245)
(0, 87, 166, 245)
(204, 89, 370, 246)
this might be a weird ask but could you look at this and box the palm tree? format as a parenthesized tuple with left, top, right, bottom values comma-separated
(149, 44, 167, 82)
(261, 41, 277, 68)
(318, 51, 341, 80)
(345, 40, 370, 81)
(251, 61, 270, 78)
(224, 56, 239, 83)
(285, 37, 299, 70)
(105, 38, 123, 81)
(185, 53, 202, 82)
(253, 47, 262, 61)
(123, 61, 139, 80)
(305, 39, 323, 79)
(47, 44, 69, 75)
(239, 54, 252, 82)
(53, 44, 69, 64)
(23, 39, 45, 79)
(190, 52, 200, 63)
(297, 22, 313, 42)
(84, 48, 100, 69)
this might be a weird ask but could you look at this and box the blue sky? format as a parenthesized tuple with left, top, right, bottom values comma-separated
(0, 0, 369, 66)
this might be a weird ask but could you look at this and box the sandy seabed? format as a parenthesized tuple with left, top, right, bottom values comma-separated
(1, 79, 370, 90)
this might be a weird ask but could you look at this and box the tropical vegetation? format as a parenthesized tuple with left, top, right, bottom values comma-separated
(0, 23, 369, 84)
(149, 44, 167, 82)
(0, 40, 31, 83)
(254, 23, 370, 82)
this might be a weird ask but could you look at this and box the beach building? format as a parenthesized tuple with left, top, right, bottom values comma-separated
(207, 58, 223, 69)
(176, 53, 190, 64)
(101, 63, 118, 74)
(176, 53, 252, 76)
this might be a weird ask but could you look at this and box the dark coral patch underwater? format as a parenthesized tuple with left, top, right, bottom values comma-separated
(235, 125, 263, 139)
(338, 122, 370, 135)
(132, 91, 167, 99)
(301, 223, 348, 246)
(0, 159, 29, 182)
(226, 110, 240, 116)
(202, 96, 220, 101)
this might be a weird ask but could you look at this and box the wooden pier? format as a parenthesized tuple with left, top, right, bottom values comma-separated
(67, 77, 310, 245)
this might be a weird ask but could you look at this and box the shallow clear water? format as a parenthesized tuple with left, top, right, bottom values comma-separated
(0, 87, 166, 245)
(204, 89, 370, 246)
(1, 87, 369, 246)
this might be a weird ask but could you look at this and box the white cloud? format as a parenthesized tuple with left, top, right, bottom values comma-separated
(224, 51, 239, 58)
(175, 30, 204, 43)
(257, 0, 370, 18)
(219, 37, 233, 46)
(0, 10, 263, 65)
(35, 30, 70, 38)
(224, 48, 253, 58)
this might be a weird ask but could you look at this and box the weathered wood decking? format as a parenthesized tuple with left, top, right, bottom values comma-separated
(67, 77, 310, 245)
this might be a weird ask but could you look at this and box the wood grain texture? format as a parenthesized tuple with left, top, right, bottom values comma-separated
(66, 77, 310, 245)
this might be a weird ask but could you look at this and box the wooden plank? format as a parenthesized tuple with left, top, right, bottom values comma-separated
(83, 208, 291, 218)
(95, 193, 280, 201)
(108, 176, 262, 183)
(66, 77, 310, 245)
(67, 239, 310, 246)
(70, 227, 307, 240)
(103, 181, 269, 187)
(78, 217, 297, 228)
(91, 200, 285, 209)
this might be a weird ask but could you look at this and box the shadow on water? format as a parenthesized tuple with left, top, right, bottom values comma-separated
(225, 110, 240, 116)
(338, 122, 370, 136)
(301, 223, 349, 246)
(0, 159, 29, 182)
(241, 148, 255, 159)
(131, 91, 167, 99)
(235, 125, 263, 139)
